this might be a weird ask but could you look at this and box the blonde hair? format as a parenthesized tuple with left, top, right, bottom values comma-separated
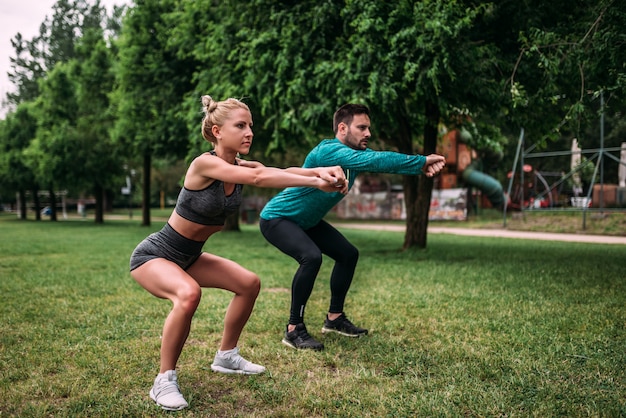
(201, 95, 250, 143)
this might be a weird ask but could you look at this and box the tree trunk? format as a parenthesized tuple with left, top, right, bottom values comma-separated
(94, 183, 104, 224)
(142, 151, 151, 227)
(18, 190, 27, 220)
(403, 100, 439, 249)
(402, 175, 419, 249)
(49, 187, 58, 221)
(33, 187, 41, 221)
(104, 189, 114, 212)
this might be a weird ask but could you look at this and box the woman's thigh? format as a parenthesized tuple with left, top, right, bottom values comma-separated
(131, 258, 200, 301)
(186, 252, 259, 294)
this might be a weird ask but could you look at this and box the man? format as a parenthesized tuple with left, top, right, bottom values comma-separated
(259, 103, 446, 350)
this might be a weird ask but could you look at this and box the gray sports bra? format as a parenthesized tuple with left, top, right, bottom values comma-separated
(174, 153, 243, 225)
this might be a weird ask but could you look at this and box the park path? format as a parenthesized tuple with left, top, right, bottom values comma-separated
(99, 214, 625, 245)
(332, 223, 626, 246)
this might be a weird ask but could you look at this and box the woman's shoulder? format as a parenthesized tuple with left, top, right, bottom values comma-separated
(190, 152, 219, 167)
(195, 151, 217, 160)
(185, 152, 220, 185)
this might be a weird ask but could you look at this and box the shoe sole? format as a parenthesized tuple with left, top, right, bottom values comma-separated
(321, 326, 368, 337)
(282, 338, 324, 351)
(149, 389, 188, 411)
(210, 364, 265, 375)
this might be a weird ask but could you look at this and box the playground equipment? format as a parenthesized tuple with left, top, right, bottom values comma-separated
(462, 161, 505, 208)
(504, 120, 626, 229)
(504, 163, 562, 210)
(438, 128, 505, 210)
(505, 131, 626, 212)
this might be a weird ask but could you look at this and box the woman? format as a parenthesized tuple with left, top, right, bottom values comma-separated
(130, 95, 347, 411)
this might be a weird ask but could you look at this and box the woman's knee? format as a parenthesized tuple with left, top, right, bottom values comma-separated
(246, 272, 261, 297)
(176, 283, 202, 313)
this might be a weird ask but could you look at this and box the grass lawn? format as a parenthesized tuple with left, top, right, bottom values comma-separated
(1, 212, 625, 417)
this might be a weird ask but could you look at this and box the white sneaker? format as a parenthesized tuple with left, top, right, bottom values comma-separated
(211, 347, 266, 375)
(149, 370, 188, 411)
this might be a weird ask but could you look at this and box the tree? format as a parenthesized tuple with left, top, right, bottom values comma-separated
(4, 0, 92, 111)
(25, 64, 79, 221)
(472, 0, 626, 203)
(184, 0, 507, 248)
(5, 32, 47, 110)
(11, 0, 121, 223)
(70, 22, 122, 223)
(501, 0, 626, 143)
(112, 0, 194, 226)
(0, 103, 40, 219)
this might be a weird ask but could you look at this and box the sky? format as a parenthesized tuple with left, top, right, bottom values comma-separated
(0, 0, 126, 118)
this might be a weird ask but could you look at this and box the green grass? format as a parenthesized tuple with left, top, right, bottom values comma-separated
(1, 212, 625, 417)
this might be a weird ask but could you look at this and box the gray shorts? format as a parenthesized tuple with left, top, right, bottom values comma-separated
(129, 223, 205, 271)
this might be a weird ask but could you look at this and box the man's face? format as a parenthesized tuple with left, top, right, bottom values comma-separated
(341, 113, 371, 150)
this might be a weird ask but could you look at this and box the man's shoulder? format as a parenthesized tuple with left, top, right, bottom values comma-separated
(313, 138, 363, 154)
(313, 138, 341, 149)
(307, 138, 342, 159)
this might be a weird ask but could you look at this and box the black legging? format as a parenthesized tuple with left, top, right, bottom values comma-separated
(260, 218, 359, 325)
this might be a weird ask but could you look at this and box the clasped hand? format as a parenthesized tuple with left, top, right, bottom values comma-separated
(318, 166, 349, 194)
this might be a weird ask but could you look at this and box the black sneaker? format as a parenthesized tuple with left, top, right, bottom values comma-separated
(321, 313, 368, 337)
(282, 323, 324, 351)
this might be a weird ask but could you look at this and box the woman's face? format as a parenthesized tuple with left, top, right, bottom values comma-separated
(216, 108, 254, 155)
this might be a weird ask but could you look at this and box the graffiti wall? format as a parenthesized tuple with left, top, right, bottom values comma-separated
(335, 186, 467, 221)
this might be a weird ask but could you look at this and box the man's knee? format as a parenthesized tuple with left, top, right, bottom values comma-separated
(341, 244, 359, 264)
(299, 249, 323, 269)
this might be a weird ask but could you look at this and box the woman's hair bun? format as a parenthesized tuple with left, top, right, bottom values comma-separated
(201, 95, 218, 113)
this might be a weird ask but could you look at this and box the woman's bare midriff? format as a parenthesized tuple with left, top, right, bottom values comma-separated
(167, 211, 223, 242)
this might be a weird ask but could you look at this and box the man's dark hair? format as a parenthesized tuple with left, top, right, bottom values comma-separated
(333, 104, 370, 134)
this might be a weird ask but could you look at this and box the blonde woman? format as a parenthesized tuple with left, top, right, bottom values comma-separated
(129, 95, 347, 411)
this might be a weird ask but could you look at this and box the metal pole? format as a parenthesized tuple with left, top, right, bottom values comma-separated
(503, 128, 524, 227)
(599, 91, 605, 212)
(519, 136, 526, 220)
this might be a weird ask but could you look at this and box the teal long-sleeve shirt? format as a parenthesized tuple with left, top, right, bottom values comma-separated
(260, 138, 427, 229)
